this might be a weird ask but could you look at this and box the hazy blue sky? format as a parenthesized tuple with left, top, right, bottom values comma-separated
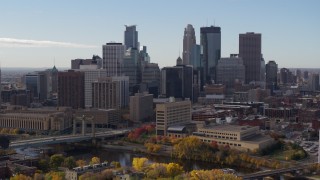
(0, 0, 319, 68)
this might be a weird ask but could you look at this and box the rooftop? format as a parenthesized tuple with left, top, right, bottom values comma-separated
(200, 125, 257, 132)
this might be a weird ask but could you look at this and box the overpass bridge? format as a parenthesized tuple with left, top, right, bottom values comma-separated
(241, 163, 317, 180)
(9, 129, 130, 148)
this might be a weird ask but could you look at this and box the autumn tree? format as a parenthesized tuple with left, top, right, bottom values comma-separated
(79, 172, 97, 180)
(100, 169, 114, 180)
(147, 163, 167, 179)
(10, 174, 32, 180)
(76, 159, 86, 167)
(166, 163, 184, 178)
(90, 156, 101, 165)
(110, 161, 121, 168)
(189, 169, 241, 180)
(33, 173, 44, 180)
(132, 157, 149, 172)
(45, 171, 65, 180)
(145, 143, 162, 153)
(173, 136, 212, 160)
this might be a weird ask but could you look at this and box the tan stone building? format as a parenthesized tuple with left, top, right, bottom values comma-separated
(193, 125, 274, 151)
(129, 92, 153, 122)
(0, 106, 72, 132)
(75, 109, 120, 128)
(92, 77, 129, 109)
(156, 99, 191, 136)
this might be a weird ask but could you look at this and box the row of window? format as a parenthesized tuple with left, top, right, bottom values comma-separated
(205, 134, 237, 140)
(199, 130, 237, 136)
(201, 139, 242, 147)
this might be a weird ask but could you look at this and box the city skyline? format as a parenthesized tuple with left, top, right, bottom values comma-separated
(0, 0, 319, 68)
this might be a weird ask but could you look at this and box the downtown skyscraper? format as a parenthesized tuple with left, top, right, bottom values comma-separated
(183, 24, 196, 65)
(124, 25, 138, 49)
(239, 32, 262, 84)
(102, 42, 126, 76)
(200, 26, 221, 83)
(266, 60, 278, 92)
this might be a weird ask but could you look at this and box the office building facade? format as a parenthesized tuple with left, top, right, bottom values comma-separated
(156, 100, 191, 136)
(71, 55, 102, 69)
(161, 58, 193, 100)
(239, 32, 262, 83)
(216, 54, 245, 89)
(102, 43, 126, 76)
(124, 25, 138, 49)
(200, 26, 221, 83)
(92, 76, 129, 109)
(58, 70, 85, 109)
(130, 92, 153, 122)
(141, 62, 160, 97)
(75, 69, 107, 108)
(266, 60, 278, 91)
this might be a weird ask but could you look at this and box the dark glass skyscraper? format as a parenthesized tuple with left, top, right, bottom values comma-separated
(200, 26, 221, 83)
(161, 57, 193, 101)
(124, 25, 138, 49)
(239, 32, 262, 84)
(266, 60, 278, 92)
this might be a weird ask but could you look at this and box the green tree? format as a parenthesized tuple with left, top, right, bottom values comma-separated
(63, 156, 76, 169)
(0, 136, 10, 149)
(49, 154, 65, 170)
(38, 159, 49, 172)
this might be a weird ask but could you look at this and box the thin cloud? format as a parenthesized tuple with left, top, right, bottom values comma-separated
(0, 38, 98, 48)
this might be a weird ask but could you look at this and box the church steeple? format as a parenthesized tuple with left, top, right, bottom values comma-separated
(176, 56, 183, 66)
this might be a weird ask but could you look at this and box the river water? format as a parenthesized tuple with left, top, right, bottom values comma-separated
(15, 145, 256, 174)
(67, 146, 255, 174)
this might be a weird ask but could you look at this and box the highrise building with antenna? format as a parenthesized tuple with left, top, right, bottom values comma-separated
(183, 24, 196, 65)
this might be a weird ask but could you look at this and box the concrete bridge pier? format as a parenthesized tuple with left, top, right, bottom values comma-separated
(91, 121, 95, 138)
(82, 119, 85, 136)
(73, 119, 76, 135)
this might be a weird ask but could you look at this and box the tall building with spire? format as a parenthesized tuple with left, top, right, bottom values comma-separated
(200, 26, 221, 83)
(124, 25, 138, 49)
(183, 24, 196, 65)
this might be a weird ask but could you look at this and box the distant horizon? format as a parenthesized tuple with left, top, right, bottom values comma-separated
(2, 66, 320, 71)
(0, 0, 319, 68)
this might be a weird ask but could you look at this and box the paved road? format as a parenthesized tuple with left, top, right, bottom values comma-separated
(241, 163, 317, 179)
(9, 129, 130, 148)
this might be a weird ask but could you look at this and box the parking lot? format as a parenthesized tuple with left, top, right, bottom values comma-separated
(301, 141, 319, 156)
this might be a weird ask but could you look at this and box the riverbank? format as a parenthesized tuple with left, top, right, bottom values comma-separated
(101, 141, 171, 157)
(98, 141, 257, 174)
